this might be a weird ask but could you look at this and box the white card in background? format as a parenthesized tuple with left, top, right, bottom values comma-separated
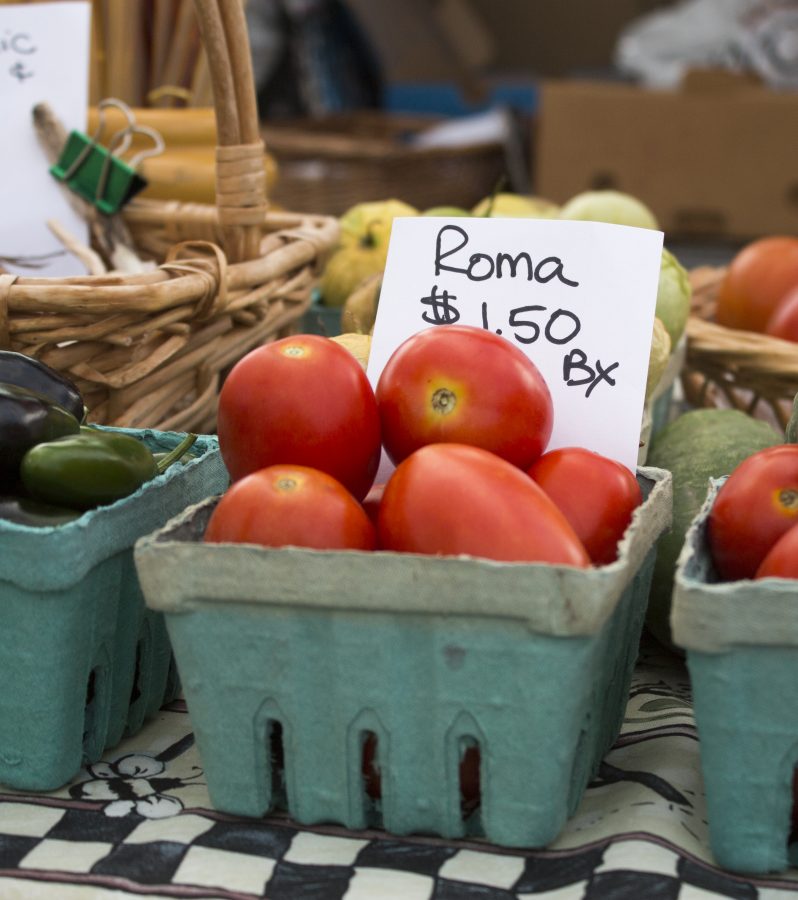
(0, 2, 91, 278)
(367, 217, 664, 475)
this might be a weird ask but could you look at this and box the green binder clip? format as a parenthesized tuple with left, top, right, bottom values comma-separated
(50, 98, 164, 216)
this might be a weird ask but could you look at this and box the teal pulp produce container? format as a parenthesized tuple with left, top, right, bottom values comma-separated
(672, 477, 798, 874)
(0, 428, 229, 792)
(135, 466, 671, 848)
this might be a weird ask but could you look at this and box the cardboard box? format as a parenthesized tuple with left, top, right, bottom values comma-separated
(534, 75, 798, 240)
(466, 0, 671, 77)
(344, 0, 673, 85)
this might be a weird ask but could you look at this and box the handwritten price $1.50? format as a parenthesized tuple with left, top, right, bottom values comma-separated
(419, 284, 619, 399)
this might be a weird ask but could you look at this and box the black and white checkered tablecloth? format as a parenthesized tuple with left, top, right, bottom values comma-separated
(2, 637, 797, 900)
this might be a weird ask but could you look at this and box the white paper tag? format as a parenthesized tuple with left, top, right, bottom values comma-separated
(0, 2, 91, 277)
(367, 217, 664, 476)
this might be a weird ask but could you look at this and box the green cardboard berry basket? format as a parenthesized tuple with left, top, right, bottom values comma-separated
(672, 476, 798, 875)
(0, 428, 229, 792)
(135, 465, 671, 848)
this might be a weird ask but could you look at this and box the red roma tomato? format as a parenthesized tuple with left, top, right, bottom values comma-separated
(716, 236, 798, 332)
(528, 447, 642, 566)
(362, 732, 480, 808)
(378, 443, 590, 566)
(375, 324, 553, 469)
(708, 445, 798, 581)
(756, 523, 798, 579)
(765, 285, 798, 342)
(217, 334, 381, 500)
(204, 464, 376, 551)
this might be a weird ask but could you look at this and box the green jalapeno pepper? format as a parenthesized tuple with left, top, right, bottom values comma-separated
(0, 351, 85, 422)
(0, 383, 81, 488)
(20, 428, 197, 511)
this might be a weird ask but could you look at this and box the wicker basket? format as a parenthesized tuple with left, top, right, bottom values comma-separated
(681, 266, 798, 431)
(0, 0, 338, 434)
(261, 111, 507, 217)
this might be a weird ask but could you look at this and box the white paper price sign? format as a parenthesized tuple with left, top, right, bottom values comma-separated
(0, 2, 91, 277)
(367, 217, 664, 474)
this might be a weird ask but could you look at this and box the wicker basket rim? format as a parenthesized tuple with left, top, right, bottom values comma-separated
(4, 209, 337, 290)
(687, 315, 798, 366)
(688, 264, 798, 359)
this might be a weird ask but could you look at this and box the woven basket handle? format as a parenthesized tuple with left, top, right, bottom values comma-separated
(192, 0, 264, 263)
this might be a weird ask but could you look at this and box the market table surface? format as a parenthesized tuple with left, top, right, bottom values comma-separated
(1, 634, 796, 900)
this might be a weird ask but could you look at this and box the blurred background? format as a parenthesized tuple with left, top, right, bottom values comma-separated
(7, 0, 798, 265)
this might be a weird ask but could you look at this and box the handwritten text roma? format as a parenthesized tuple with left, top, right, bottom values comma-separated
(420, 225, 619, 398)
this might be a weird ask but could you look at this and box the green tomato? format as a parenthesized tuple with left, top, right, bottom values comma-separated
(559, 189, 659, 229)
(656, 248, 692, 347)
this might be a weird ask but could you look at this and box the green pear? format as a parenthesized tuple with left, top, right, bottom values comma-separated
(320, 199, 417, 308)
(472, 193, 560, 218)
(646, 316, 672, 400)
(655, 248, 692, 347)
(337, 198, 418, 248)
(559, 190, 659, 229)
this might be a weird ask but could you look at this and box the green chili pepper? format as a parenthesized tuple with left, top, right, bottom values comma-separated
(0, 495, 82, 527)
(0, 383, 81, 488)
(20, 429, 197, 511)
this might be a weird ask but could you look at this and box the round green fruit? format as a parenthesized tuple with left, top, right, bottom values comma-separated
(472, 193, 560, 218)
(656, 248, 692, 348)
(559, 189, 659, 229)
(320, 199, 417, 308)
(645, 317, 671, 401)
(338, 198, 418, 248)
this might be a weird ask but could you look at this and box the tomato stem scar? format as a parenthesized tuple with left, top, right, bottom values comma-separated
(431, 387, 457, 415)
(779, 487, 798, 510)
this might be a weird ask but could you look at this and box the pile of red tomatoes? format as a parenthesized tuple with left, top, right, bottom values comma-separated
(205, 324, 642, 568)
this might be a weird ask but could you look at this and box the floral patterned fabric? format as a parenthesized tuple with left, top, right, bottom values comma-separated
(1, 636, 797, 899)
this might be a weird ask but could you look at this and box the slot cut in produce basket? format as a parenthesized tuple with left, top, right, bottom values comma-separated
(135, 466, 671, 849)
(0, 0, 338, 433)
(0, 429, 228, 792)
(673, 477, 798, 875)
